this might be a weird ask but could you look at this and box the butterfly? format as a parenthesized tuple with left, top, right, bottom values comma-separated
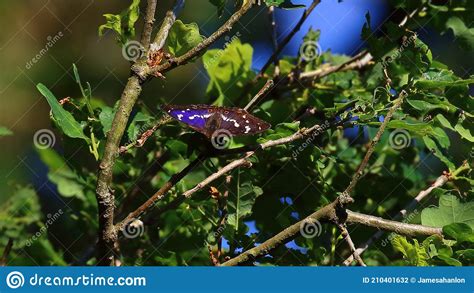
(162, 104, 271, 138)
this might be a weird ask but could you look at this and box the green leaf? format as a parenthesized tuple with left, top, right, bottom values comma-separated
(391, 235, 429, 266)
(422, 136, 454, 170)
(37, 83, 89, 142)
(445, 17, 474, 50)
(37, 148, 87, 199)
(386, 120, 434, 137)
(99, 106, 116, 135)
(98, 0, 140, 44)
(0, 126, 13, 136)
(456, 249, 474, 262)
(454, 123, 474, 142)
(264, 0, 305, 9)
(0, 187, 42, 249)
(227, 171, 264, 230)
(127, 112, 153, 140)
(407, 99, 454, 113)
(203, 39, 254, 105)
(443, 223, 474, 244)
(436, 114, 455, 131)
(165, 20, 203, 57)
(415, 70, 474, 89)
(98, 14, 121, 37)
(165, 139, 188, 157)
(421, 195, 474, 229)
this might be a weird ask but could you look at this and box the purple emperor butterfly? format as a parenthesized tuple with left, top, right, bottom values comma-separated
(162, 104, 271, 138)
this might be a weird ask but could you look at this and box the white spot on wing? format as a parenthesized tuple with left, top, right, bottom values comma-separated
(177, 114, 183, 120)
(245, 125, 251, 133)
(189, 114, 204, 120)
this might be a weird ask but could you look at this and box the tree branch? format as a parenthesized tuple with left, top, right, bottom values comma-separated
(95, 75, 142, 266)
(221, 201, 338, 266)
(337, 224, 366, 266)
(345, 211, 442, 237)
(244, 79, 274, 111)
(140, 0, 158, 50)
(95, 0, 184, 266)
(220, 204, 442, 266)
(342, 161, 470, 265)
(143, 1, 254, 78)
(116, 153, 206, 231)
(151, 0, 185, 50)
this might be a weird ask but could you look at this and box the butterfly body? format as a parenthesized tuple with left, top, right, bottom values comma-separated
(162, 104, 271, 138)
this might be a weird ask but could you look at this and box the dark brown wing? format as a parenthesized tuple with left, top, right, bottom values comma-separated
(215, 107, 271, 136)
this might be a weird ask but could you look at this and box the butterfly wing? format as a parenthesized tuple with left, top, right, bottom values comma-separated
(216, 107, 271, 136)
(162, 104, 214, 136)
(162, 104, 271, 138)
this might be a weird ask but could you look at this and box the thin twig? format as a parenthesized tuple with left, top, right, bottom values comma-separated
(119, 115, 173, 154)
(337, 224, 366, 266)
(268, 6, 279, 76)
(0, 238, 13, 266)
(259, 0, 321, 77)
(343, 91, 407, 196)
(140, 0, 158, 50)
(342, 161, 470, 265)
(116, 154, 206, 231)
(244, 79, 274, 111)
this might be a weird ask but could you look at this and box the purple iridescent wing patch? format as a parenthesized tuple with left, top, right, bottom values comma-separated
(162, 104, 271, 138)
